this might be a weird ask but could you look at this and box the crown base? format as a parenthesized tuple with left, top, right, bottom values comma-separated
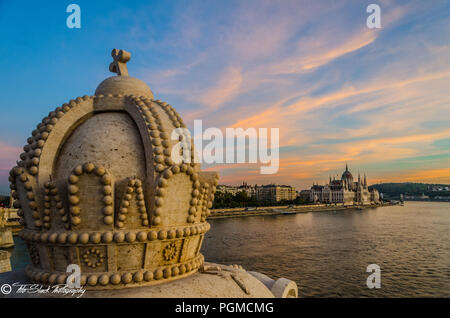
(25, 254, 204, 290)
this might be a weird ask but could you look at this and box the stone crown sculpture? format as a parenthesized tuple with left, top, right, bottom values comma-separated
(9, 49, 218, 289)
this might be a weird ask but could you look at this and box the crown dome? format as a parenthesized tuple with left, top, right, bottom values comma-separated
(8, 49, 218, 289)
(95, 76, 154, 99)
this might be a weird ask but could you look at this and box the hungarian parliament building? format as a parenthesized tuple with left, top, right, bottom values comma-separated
(309, 165, 380, 205)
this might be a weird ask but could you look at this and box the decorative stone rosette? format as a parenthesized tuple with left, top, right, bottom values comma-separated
(10, 88, 219, 289)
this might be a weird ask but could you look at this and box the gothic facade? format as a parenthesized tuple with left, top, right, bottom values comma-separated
(309, 165, 380, 205)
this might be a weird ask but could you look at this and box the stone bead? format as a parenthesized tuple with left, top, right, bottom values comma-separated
(110, 274, 121, 285)
(68, 185, 79, 194)
(102, 174, 112, 185)
(69, 174, 79, 184)
(95, 167, 106, 176)
(69, 195, 80, 205)
(189, 207, 196, 215)
(148, 231, 158, 241)
(57, 233, 67, 244)
(57, 274, 67, 285)
(137, 231, 147, 242)
(158, 178, 168, 187)
(103, 185, 112, 195)
(133, 271, 144, 282)
(164, 157, 173, 165)
(49, 232, 58, 243)
(126, 232, 136, 242)
(114, 232, 125, 243)
(103, 195, 113, 205)
(88, 275, 98, 286)
(144, 271, 154, 281)
(158, 230, 167, 240)
(103, 206, 114, 216)
(172, 267, 180, 276)
(29, 166, 38, 175)
(79, 233, 90, 244)
(80, 275, 87, 286)
(126, 187, 134, 194)
(68, 233, 78, 244)
(83, 163, 95, 173)
(154, 269, 163, 280)
(155, 197, 164, 206)
(71, 206, 81, 216)
(122, 273, 133, 284)
(168, 229, 176, 239)
(103, 216, 114, 225)
(154, 207, 162, 216)
(40, 232, 49, 243)
(171, 166, 180, 174)
(90, 232, 101, 243)
(163, 170, 172, 179)
(102, 232, 113, 243)
(48, 274, 58, 285)
(163, 268, 171, 278)
(74, 165, 83, 175)
(99, 274, 110, 286)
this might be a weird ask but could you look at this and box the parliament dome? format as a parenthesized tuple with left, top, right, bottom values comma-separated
(341, 164, 353, 181)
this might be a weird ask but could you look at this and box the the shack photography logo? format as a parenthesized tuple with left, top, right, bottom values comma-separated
(0, 264, 86, 297)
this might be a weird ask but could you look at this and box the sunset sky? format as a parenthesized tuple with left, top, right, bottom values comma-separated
(0, 0, 449, 194)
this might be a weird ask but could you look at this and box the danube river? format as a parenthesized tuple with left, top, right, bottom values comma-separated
(202, 201, 450, 297)
(7, 201, 449, 297)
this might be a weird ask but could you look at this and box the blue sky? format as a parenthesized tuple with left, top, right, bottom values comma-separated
(0, 0, 449, 194)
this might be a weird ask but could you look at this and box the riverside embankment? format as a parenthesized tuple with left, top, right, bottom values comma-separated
(208, 203, 393, 219)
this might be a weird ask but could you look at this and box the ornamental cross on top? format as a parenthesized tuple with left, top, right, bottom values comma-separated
(109, 49, 131, 76)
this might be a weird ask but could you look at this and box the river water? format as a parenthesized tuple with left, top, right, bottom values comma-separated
(202, 201, 450, 297)
(6, 202, 449, 297)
